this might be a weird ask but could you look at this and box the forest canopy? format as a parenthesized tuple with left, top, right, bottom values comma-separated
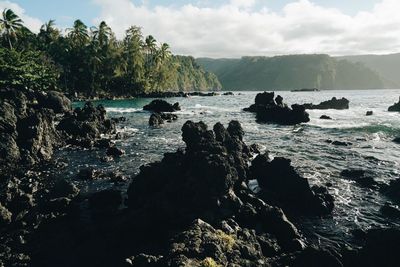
(0, 9, 221, 97)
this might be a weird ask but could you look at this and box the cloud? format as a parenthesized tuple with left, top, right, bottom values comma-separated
(0, 0, 42, 32)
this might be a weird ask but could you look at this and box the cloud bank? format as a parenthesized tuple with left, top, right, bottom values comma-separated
(92, 0, 400, 57)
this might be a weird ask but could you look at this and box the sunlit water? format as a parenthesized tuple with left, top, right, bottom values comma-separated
(57, 89, 400, 248)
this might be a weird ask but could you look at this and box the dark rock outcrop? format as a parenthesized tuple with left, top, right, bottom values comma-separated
(388, 97, 400, 112)
(57, 102, 116, 141)
(149, 112, 178, 126)
(37, 90, 72, 113)
(393, 137, 400, 144)
(320, 115, 332, 120)
(326, 139, 352, 146)
(244, 92, 310, 125)
(304, 97, 349, 110)
(366, 111, 373, 116)
(340, 169, 379, 189)
(143, 99, 181, 113)
(250, 154, 334, 215)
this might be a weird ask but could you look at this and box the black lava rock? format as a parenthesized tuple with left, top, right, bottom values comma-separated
(304, 97, 349, 110)
(143, 99, 181, 112)
(388, 97, 400, 112)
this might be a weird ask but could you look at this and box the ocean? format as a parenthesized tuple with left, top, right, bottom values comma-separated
(59, 89, 400, 248)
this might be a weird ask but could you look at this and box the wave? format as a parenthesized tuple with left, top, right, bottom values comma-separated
(106, 107, 142, 113)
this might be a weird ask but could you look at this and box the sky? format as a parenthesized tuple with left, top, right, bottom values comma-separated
(1, 0, 399, 58)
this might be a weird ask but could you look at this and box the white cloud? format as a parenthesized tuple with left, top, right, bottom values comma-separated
(92, 0, 400, 57)
(0, 0, 42, 32)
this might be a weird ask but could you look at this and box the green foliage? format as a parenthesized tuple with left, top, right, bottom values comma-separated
(215, 230, 235, 251)
(197, 54, 385, 90)
(0, 8, 220, 96)
(199, 257, 221, 267)
(0, 47, 59, 90)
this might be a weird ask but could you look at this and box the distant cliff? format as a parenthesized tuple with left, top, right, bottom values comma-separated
(197, 54, 385, 90)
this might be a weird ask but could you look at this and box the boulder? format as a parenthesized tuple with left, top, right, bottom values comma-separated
(388, 97, 400, 112)
(250, 154, 334, 215)
(149, 113, 178, 126)
(366, 111, 373, 116)
(320, 115, 332, 120)
(57, 102, 116, 140)
(304, 97, 349, 110)
(244, 92, 310, 125)
(37, 91, 72, 113)
(143, 99, 181, 113)
(326, 140, 352, 146)
(106, 146, 125, 157)
(393, 137, 400, 144)
(340, 169, 379, 189)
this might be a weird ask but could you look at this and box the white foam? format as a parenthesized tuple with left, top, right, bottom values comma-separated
(106, 107, 141, 113)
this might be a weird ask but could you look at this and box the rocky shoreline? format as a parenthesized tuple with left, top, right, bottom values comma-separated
(1, 89, 400, 266)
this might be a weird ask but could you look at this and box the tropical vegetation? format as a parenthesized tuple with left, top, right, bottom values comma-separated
(0, 8, 221, 97)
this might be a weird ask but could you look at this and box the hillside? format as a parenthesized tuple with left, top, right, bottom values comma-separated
(197, 54, 385, 90)
(338, 53, 400, 88)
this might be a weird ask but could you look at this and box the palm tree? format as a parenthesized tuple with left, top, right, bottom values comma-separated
(67, 19, 89, 47)
(38, 19, 59, 47)
(91, 21, 112, 47)
(0, 8, 24, 49)
(144, 35, 157, 55)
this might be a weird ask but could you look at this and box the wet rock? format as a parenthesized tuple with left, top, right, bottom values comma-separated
(280, 246, 343, 267)
(78, 167, 99, 180)
(37, 91, 72, 113)
(94, 138, 112, 149)
(250, 154, 334, 215)
(57, 102, 116, 140)
(380, 203, 400, 219)
(0, 203, 12, 226)
(393, 137, 400, 144)
(340, 169, 379, 189)
(326, 140, 352, 146)
(382, 178, 400, 204)
(388, 96, 400, 112)
(89, 189, 122, 213)
(50, 180, 80, 199)
(355, 228, 400, 266)
(244, 92, 310, 125)
(143, 99, 181, 113)
(304, 97, 349, 110)
(320, 115, 332, 120)
(149, 113, 164, 126)
(106, 146, 125, 157)
(149, 113, 178, 126)
(366, 111, 373, 116)
(222, 92, 234, 96)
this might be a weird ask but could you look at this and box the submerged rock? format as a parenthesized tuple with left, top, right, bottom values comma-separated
(340, 169, 379, 189)
(320, 115, 332, 120)
(388, 97, 400, 112)
(143, 99, 181, 113)
(149, 112, 178, 126)
(250, 154, 334, 215)
(304, 97, 349, 110)
(244, 92, 310, 125)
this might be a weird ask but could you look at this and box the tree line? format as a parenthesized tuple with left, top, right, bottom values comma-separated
(0, 8, 221, 97)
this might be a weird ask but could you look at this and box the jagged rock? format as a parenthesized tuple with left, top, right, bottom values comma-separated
(340, 169, 379, 189)
(106, 146, 125, 157)
(388, 97, 400, 112)
(382, 178, 400, 204)
(149, 113, 178, 126)
(320, 115, 332, 120)
(50, 180, 80, 199)
(326, 140, 352, 146)
(0, 203, 12, 226)
(304, 97, 349, 110)
(143, 99, 181, 113)
(57, 102, 116, 140)
(380, 203, 400, 219)
(37, 91, 72, 113)
(89, 189, 122, 213)
(149, 113, 164, 126)
(354, 228, 400, 266)
(222, 92, 234, 96)
(244, 92, 310, 125)
(366, 111, 373, 116)
(393, 137, 400, 144)
(250, 154, 334, 215)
